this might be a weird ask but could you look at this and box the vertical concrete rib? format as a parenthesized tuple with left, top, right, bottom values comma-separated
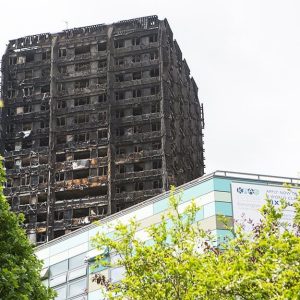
(47, 35, 58, 242)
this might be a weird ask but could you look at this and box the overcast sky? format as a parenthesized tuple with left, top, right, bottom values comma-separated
(1, 0, 299, 179)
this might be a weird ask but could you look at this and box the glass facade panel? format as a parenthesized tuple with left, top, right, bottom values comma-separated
(68, 278, 86, 298)
(69, 252, 86, 270)
(50, 273, 67, 287)
(54, 285, 67, 300)
(50, 260, 68, 277)
(69, 266, 87, 281)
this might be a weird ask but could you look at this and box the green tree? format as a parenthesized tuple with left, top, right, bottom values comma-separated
(0, 157, 55, 300)
(92, 186, 300, 300)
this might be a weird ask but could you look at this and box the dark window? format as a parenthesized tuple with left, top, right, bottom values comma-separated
(55, 172, 65, 182)
(73, 169, 89, 179)
(97, 77, 106, 85)
(41, 102, 49, 111)
(75, 45, 90, 55)
(57, 135, 66, 144)
(133, 72, 141, 80)
(6, 124, 14, 133)
(134, 145, 143, 152)
(134, 125, 142, 133)
(56, 117, 66, 127)
(58, 48, 67, 57)
(39, 175, 47, 184)
(42, 51, 51, 60)
(74, 114, 89, 124)
(74, 133, 89, 143)
(150, 51, 158, 60)
(42, 68, 50, 77)
(152, 123, 161, 131)
(9, 57, 17, 65)
(150, 68, 159, 77)
(74, 150, 90, 160)
(53, 230, 65, 239)
(40, 138, 49, 147)
(115, 110, 124, 118)
(4, 160, 14, 169)
(134, 163, 144, 172)
(23, 87, 33, 96)
(99, 166, 108, 176)
(149, 34, 158, 43)
(132, 55, 141, 63)
(115, 91, 125, 101)
(118, 165, 126, 173)
(57, 83, 65, 91)
(116, 147, 126, 155)
(132, 38, 140, 46)
(57, 100, 66, 109)
(151, 102, 160, 113)
(115, 58, 124, 66)
(8, 90, 16, 99)
(132, 89, 141, 98)
(26, 52, 34, 62)
(7, 108, 14, 116)
(56, 153, 66, 162)
(40, 120, 49, 129)
(153, 180, 162, 189)
(151, 86, 160, 95)
(115, 74, 124, 82)
(37, 233, 46, 243)
(98, 94, 107, 103)
(25, 70, 33, 79)
(98, 42, 107, 51)
(115, 127, 125, 137)
(23, 104, 32, 113)
(114, 40, 124, 48)
(75, 79, 89, 89)
(116, 185, 126, 193)
(98, 60, 107, 69)
(133, 106, 142, 116)
(98, 111, 107, 122)
(58, 66, 67, 74)
(98, 148, 107, 157)
(74, 97, 90, 106)
(98, 129, 108, 139)
(152, 160, 162, 169)
(37, 213, 47, 223)
(5, 143, 14, 151)
(54, 229, 65, 239)
(75, 62, 90, 72)
(41, 85, 50, 93)
(21, 175, 30, 187)
(135, 182, 144, 191)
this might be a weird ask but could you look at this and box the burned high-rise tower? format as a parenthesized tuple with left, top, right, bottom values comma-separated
(0, 16, 205, 244)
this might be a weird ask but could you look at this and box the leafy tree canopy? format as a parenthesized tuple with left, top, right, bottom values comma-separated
(0, 157, 55, 300)
(93, 186, 300, 300)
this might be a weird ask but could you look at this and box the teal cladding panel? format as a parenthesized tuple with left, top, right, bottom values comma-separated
(153, 198, 169, 214)
(213, 178, 232, 192)
(216, 229, 234, 244)
(153, 179, 214, 214)
(181, 179, 214, 203)
(215, 202, 233, 216)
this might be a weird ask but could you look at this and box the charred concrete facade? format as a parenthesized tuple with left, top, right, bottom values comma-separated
(0, 16, 205, 244)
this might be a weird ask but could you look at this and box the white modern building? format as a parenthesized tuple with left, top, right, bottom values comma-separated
(35, 170, 300, 300)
